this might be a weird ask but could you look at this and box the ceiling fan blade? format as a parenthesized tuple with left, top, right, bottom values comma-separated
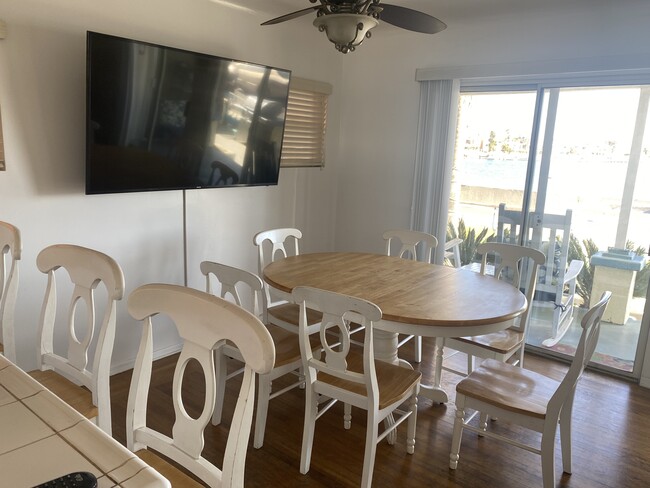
(261, 6, 320, 26)
(379, 4, 447, 34)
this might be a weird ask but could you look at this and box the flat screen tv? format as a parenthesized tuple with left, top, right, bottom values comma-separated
(86, 32, 291, 194)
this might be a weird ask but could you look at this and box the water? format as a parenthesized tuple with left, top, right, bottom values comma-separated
(455, 155, 650, 250)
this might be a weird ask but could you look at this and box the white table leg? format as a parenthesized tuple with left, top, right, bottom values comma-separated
(373, 329, 412, 369)
(419, 337, 448, 403)
(375, 329, 448, 403)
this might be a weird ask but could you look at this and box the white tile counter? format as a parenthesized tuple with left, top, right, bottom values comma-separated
(0, 355, 170, 487)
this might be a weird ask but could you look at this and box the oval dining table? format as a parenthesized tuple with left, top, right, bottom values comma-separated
(263, 252, 527, 404)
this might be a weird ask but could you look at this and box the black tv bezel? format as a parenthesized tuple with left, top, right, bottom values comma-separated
(85, 31, 292, 195)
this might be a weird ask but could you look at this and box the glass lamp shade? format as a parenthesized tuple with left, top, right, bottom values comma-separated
(313, 14, 379, 53)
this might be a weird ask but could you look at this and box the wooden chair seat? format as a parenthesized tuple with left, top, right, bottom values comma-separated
(221, 323, 320, 369)
(267, 324, 320, 368)
(267, 302, 322, 328)
(28, 369, 98, 419)
(136, 449, 205, 488)
(320, 351, 422, 409)
(456, 358, 559, 419)
(454, 329, 524, 355)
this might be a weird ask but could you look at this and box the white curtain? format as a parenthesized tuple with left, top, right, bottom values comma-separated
(410, 79, 460, 264)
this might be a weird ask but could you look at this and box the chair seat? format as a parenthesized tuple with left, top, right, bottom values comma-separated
(454, 329, 524, 355)
(267, 324, 320, 368)
(223, 324, 320, 369)
(136, 449, 205, 488)
(456, 358, 560, 419)
(28, 369, 98, 419)
(320, 353, 421, 409)
(268, 302, 322, 327)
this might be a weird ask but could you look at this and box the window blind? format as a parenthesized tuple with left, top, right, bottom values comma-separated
(280, 77, 332, 168)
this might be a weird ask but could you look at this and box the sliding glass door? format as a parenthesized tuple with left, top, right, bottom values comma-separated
(449, 83, 650, 378)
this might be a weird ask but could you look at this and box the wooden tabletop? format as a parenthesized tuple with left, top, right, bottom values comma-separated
(264, 252, 527, 331)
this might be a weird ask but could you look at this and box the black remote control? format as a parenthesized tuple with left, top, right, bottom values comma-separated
(33, 471, 97, 488)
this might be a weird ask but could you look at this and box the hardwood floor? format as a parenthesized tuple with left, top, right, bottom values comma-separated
(109, 337, 650, 487)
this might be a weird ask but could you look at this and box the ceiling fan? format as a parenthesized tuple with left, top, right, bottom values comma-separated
(261, 0, 447, 54)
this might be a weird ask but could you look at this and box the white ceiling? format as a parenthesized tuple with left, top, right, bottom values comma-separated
(209, 0, 616, 25)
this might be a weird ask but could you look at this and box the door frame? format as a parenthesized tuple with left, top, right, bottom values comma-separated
(458, 75, 650, 381)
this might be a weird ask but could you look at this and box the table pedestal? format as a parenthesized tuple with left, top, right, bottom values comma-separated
(374, 328, 449, 404)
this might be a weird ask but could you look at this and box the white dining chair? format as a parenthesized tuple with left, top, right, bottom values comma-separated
(253, 228, 323, 334)
(29, 244, 124, 436)
(449, 291, 611, 488)
(444, 237, 463, 268)
(434, 242, 545, 387)
(127, 283, 275, 488)
(383, 229, 438, 363)
(293, 285, 421, 488)
(0, 221, 21, 363)
(200, 260, 320, 449)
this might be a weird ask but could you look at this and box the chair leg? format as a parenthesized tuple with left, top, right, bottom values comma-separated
(361, 415, 379, 488)
(212, 348, 228, 426)
(300, 385, 318, 475)
(299, 365, 306, 389)
(517, 344, 526, 369)
(467, 354, 475, 375)
(540, 423, 558, 488)
(414, 335, 422, 363)
(253, 373, 272, 449)
(478, 412, 489, 434)
(449, 394, 466, 469)
(560, 396, 575, 474)
(344, 402, 352, 429)
(433, 337, 444, 389)
(406, 393, 418, 454)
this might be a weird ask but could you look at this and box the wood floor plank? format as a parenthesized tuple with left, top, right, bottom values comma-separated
(109, 336, 650, 487)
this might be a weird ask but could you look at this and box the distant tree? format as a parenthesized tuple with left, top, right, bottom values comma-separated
(488, 131, 497, 152)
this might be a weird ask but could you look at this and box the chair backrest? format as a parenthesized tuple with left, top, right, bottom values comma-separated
(253, 228, 302, 274)
(200, 260, 266, 321)
(475, 242, 545, 334)
(0, 221, 21, 363)
(253, 228, 302, 305)
(36, 244, 124, 429)
(496, 203, 572, 297)
(548, 291, 611, 417)
(127, 284, 275, 488)
(383, 229, 438, 263)
(293, 286, 382, 408)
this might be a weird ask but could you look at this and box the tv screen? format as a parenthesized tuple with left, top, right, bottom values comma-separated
(86, 32, 291, 194)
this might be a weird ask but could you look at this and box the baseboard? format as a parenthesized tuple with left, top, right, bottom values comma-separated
(110, 342, 183, 376)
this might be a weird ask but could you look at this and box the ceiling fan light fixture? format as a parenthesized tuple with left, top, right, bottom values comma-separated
(313, 13, 378, 54)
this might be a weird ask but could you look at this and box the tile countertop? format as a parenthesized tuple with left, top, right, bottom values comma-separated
(0, 355, 170, 488)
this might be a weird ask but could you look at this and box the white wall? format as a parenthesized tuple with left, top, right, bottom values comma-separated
(0, 0, 342, 373)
